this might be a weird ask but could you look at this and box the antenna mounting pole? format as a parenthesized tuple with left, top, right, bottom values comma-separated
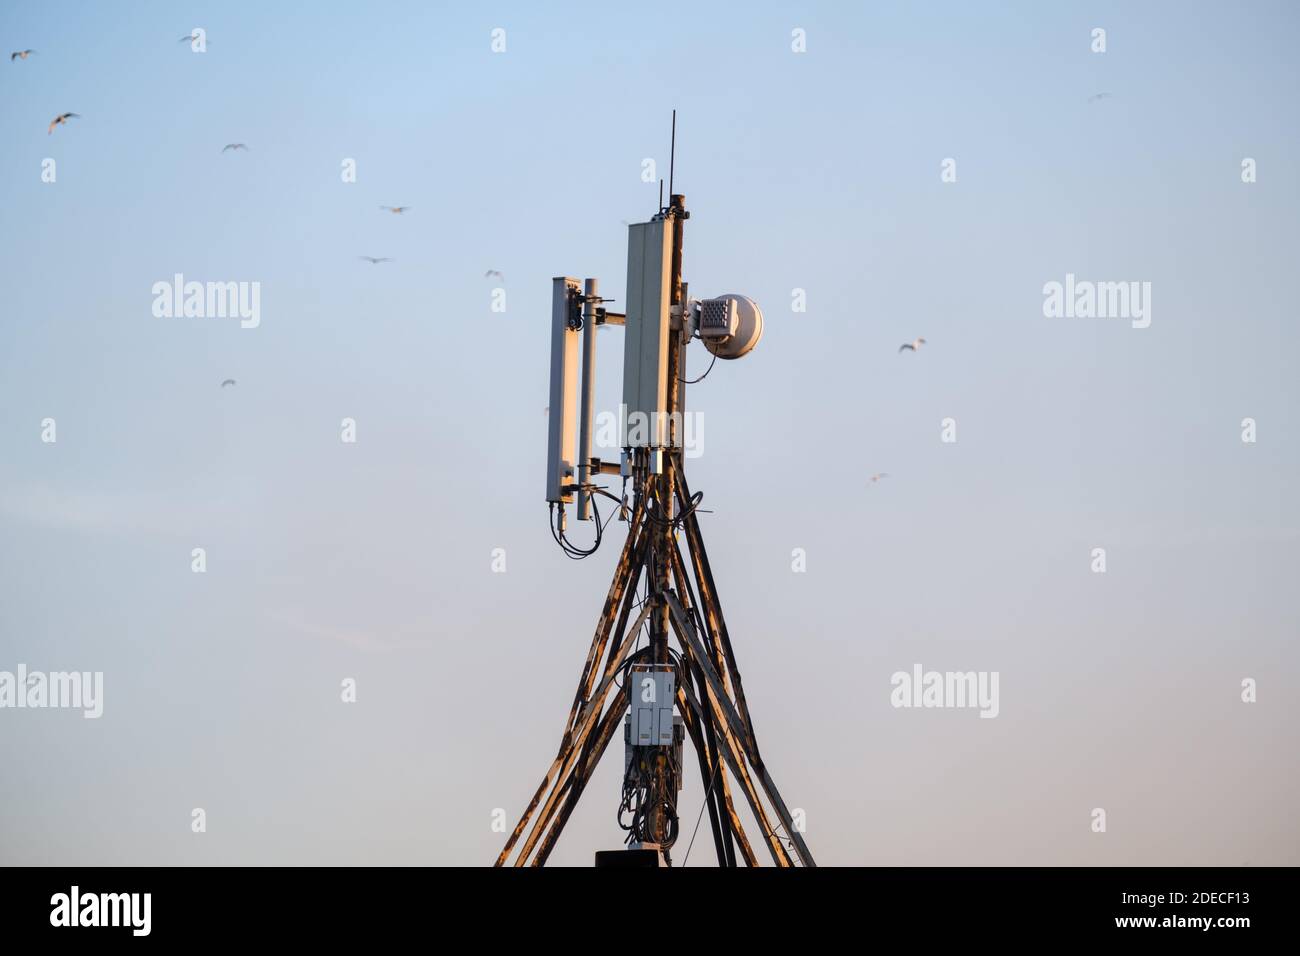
(668, 109, 676, 199)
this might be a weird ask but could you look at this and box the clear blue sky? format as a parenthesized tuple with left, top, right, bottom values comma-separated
(1, 1, 1296, 865)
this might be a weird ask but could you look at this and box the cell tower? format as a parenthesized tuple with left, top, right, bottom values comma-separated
(496, 114, 814, 868)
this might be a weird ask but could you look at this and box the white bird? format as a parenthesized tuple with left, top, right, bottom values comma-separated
(48, 112, 80, 134)
(358, 256, 393, 265)
(222, 143, 248, 152)
(11, 50, 35, 61)
(868, 472, 889, 484)
(379, 205, 411, 214)
(898, 337, 926, 353)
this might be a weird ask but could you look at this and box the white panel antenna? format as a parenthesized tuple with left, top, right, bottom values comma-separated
(621, 220, 672, 449)
(545, 277, 581, 503)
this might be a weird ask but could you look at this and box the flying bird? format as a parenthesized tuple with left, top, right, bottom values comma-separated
(358, 256, 393, 264)
(47, 112, 80, 134)
(379, 205, 411, 214)
(484, 269, 504, 281)
(11, 50, 35, 61)
(178, 32, 201, 43)
(868, 473, 889, 485)
(222, 143, 248, 152)
(898, 337, 926, 353)
(1087, 92, 1113, 104)
(220, 379, 236, 388)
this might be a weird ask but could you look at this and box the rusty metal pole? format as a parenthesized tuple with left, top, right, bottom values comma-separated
(660, 193, 686, 663)
(642, 193, 688, 851)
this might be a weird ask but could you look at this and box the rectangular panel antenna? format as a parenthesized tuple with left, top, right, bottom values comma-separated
(621, 220, 672, 448)
(546, 277, 582, 503)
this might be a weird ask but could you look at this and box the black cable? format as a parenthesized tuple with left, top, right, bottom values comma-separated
(679, 349, 717, 384)
(591, 487, 623, 505)
(550, 490, 623, 560)
(550, 502, 599, 559)
(643, 488, 705, 530)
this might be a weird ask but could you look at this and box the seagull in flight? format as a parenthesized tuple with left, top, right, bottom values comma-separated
(358, 256, 393, 265)
(48, 112, 80, 134)
(868, 472, 889, 485)
(379, 205, 411, 214)
(898, 337, 926, 353)
(220, 379, 236, 388)
(222, 143, 248, 152)
(1087, 92, 1113, 104)
(484, 269, 504, 281)
(178, 32, 202, 43)
(11, 50, 35, 61)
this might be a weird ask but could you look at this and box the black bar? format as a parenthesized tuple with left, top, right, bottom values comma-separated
(1, 867, 1283, 942)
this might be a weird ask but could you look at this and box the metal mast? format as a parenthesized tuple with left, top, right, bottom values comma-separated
(502, 118, 811, 868)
